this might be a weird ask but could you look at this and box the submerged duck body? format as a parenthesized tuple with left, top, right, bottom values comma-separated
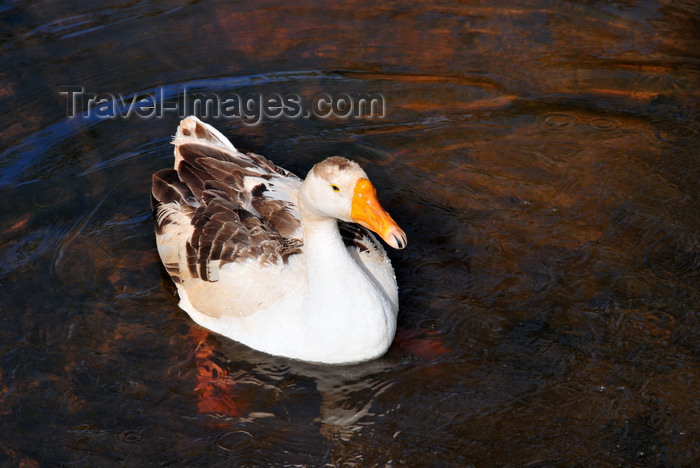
(152, 116, 406, 364)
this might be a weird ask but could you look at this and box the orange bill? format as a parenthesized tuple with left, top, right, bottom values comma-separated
(350, 178, 407, 249)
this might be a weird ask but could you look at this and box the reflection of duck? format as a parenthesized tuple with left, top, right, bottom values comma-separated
(186, 327, 450, 442)
(152, 116, 406, 364)
(200, 330, 403, 441)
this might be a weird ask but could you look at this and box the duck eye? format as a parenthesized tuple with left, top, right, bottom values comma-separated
(331, 184, 340, 192)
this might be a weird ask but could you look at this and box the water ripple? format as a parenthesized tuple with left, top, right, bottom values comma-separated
(589, 117, 619, 131)
(215, 430, 253, 452)
(542, 113, 577, 131)
(653, 119, 699, 145)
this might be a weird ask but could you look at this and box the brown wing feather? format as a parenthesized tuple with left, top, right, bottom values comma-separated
(152, 169, 197, 237)
(339, 221, 381, 254)
(250, 184, 299, 238)
(152, 138, 303, 284)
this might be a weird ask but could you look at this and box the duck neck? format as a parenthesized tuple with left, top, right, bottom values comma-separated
(295, 196, 393, 362)
(299, 203, 354, 288)
(298, 201, 371, 316)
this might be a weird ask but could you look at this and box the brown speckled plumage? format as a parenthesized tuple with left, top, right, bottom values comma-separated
(151, 119, 381, 284)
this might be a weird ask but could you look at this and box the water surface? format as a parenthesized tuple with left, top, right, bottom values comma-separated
(1, 1, 698, 466)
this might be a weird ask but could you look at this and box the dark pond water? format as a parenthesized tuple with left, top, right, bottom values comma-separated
(1, 0, 699, 466)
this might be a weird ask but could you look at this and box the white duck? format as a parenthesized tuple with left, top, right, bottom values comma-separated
(152, 116, 406, 364)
